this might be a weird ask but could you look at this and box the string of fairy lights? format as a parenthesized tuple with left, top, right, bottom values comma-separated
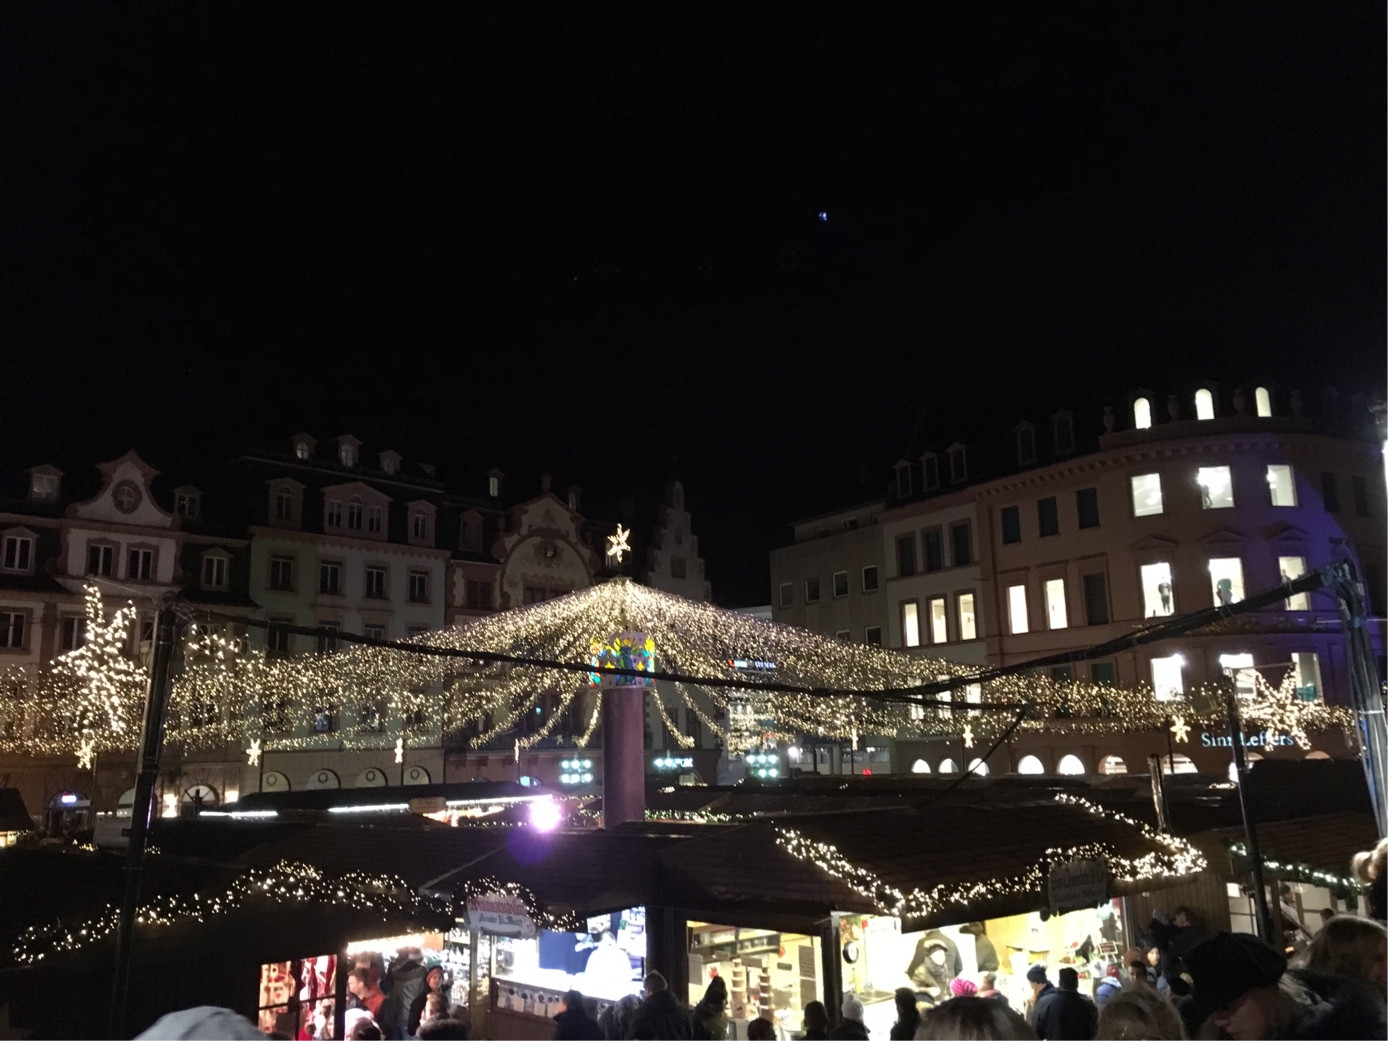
(1226, 841, 1366, 894)
(10, 859, 446, 966)
(774, 793, 1208, 922)
(0, 579, 1356, 767)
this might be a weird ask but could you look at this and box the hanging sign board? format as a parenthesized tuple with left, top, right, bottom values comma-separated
(1047, 859, 1108, 914)
(466, 892, 536, 937)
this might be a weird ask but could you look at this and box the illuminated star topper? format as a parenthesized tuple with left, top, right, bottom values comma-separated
(605, 524, 631, 564)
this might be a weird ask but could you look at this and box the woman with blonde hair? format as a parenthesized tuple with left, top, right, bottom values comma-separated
(1298, 914, 1387, 1003)
(1095, 987, 1186, 1040)
(914, 996, 1037, 1039)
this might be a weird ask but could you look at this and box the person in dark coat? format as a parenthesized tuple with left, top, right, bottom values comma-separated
(625, 972, 692, 1040)
(690, 977, 728, 1040)
(554, 990, 603, 1041)
(1185, 931, 1386, 1040)
(598, 995, 640, 1041)
(408, 966, 449, 1037)
(959, 921, 1001, 973)
(888, 988, 920, 1040)
(1033, 967, 1096, 1040)
(800, 1001, 831, 1040)
(1025, 965, 1056, 1029)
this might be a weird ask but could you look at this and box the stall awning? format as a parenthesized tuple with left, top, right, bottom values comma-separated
(1204, 811, 1378, 892)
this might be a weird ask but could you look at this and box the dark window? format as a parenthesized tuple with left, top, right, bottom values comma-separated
(1351, 476, 1370, 517)
(861, 566, 879, 593)
(269, 556, 294, 591)
(804, 577, 821, 603)
(1090, 662, 1116, 684)
(364, 566, 386, 599)
(922, 456, 940, 489)
(832, 571, 849, 597)
(60, 616, 85, 650)
(87, 544, 113, 576)
(267, 620, 291, 658)
(408, 570, 430, 603)
(671, 557, 687, 579)
(778, 582, 793, 608)
(1076, 487, 1100, 529)
(1050, 666, 1073, 683)
(897, 536, 917, 577)
(1001, 506, 1022, 545)
(0, 611, 25, 649)
(1321, 472, 1340, 512)
(315, 623, 338, 656)
(1083, 573, 1110, 625)
(1038, 497, 1060, 537)
(865, 626, 882, 646)
(319, 561, 341, 595)
(466, 580, 493, 610)
(923, 530, 943, 571)
(951, 523, 973, 566)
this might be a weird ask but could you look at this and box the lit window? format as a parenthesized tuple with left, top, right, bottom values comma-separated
(1194, 388, 1215, 420)
(1045, 578, 1068, 629)
(957, 593, 977, 641)
(1133, 397, 1152, 429)
(1291, 652, 1322, 701)
(1255, 387, 1272, 417)
(1099, 756, 1127, 775)
(1150, 654, 1185, 700)
(911, 759, 930, 774)
(967, 758, 990, 776)
(1197, 466, 1234, 509)
(1279, 556, 1309, 610)
(1266, 465, 1296, 507)
(1017, 755, 1044, 775)
(1057, 754, 1085, 775)
(1140, 562, 1174, 617)
(929, 597, 948, 643)
(938, 758, 959, 774)
(1209, 557, 1245, 606)
(339, 443, 356, 466)
(902, 602, 921, 648)
(488, 475, 500, 497)
(1219, 653, 1257, 698)
(295, 441, 311, 460)
(1007, 584, 1029, 634)
(1131, 473, 1164, 516)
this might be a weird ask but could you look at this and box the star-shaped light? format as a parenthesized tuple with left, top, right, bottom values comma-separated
(1170, 716, 1191, 744)
(962, 722, 974, 749)
(605, 524, 631, 564)
(394, 738, 404, 764)
(77, 737, 95, 771)
(246, 739, 261, 766)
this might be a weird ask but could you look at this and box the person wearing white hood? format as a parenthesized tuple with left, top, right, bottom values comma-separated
(134, 1005, 267, 1039)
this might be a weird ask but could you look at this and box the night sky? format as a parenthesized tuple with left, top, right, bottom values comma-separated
(3, 4, 1384, 606)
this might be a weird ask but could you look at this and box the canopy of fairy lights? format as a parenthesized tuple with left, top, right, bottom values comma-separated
(0, 579, 1355, 765)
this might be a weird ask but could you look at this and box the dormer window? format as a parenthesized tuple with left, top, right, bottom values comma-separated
(2, 530, 34, 574)
(346, 497, 363, 530)
(1194, 388, 1215, 421)
(1133, 397, 1153, 430)
(894, 461, 913, 498)
(922, 454, 940, 490)
(1016, 426, 1037, 465)
(567, 486, 582, 511)
(200, 551, 229, 590)
(1052, 411, 1075, 454)
(488, 475, 502, 498)
(29, 472, 59, 501)
(366, 505, 383, 533)
(175, 489, 201, 519)
(339, 443, 357, 466)
(948, 445, 967, 485)
(294, 441, 312, 460)
(378, 450, 400, 475)
(274, 490, 292, 521)
(326, 500, 343, 528)
(411, 511, 427, 540)
(1255, 387, 1273, 417)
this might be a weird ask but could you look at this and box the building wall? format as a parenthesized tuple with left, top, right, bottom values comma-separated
(643, 482, 712, 602)
(770, 502, 886, 645)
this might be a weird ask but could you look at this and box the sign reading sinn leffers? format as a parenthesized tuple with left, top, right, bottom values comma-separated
(1047, 859, 1109, 914)
(467, 892, 536, 937)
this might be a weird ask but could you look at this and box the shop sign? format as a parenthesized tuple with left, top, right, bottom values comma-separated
(466, 892, 536, 937)
(1199, 731, 1295, 748)
(1047, 859, 1108, 914)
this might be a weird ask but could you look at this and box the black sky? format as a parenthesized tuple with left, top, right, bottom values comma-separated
(2, 3, 1384, 605)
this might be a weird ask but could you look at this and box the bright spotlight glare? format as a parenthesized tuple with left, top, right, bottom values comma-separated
(529, 798, 562, 832)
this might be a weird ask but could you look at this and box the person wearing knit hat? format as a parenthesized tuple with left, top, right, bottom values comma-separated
(1025, 965, 1055, 1031)
(1184, 930, 1386, 1039)
(950, 978, 978, 997)
(829, 993, 869, 1040)
(889, 987, 921, 1040)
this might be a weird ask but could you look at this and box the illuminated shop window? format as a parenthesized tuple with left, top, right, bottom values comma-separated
(1044, 578, 1068, 630)
(1140, 562, 1175, 617)
(957, 593, 977, 640)
(1099, 756, 1127, 775)
(938, 758, 959, 774)
(1208, 557, 1245, 606)
(929, 597, 948, 643)
(1279, 556, 1309, 609)
(1266, 464, 1296, 507)
(911, 759, 930, 773)
(1292, 652, 1322, 701)
(1131, 473, 1163, 516)
(1255, 387, 1272, 417)
(1007, 584, 1029, 634)
(1150, 654, 1185, 700)
(902, 601, 921, 648)
(1218, 653, 1257, 698)
(1196, 466, 1234, 509)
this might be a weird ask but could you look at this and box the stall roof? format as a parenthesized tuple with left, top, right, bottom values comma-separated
(229, 779, 551, 812)
(0, 788, 35, 833)
(1202, 811, 1379, 883)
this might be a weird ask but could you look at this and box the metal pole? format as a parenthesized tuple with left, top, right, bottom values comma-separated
(1226, 686, 1275, 940)
(1332, 564, 1388, 837)
(109, 601, 179, 1038)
